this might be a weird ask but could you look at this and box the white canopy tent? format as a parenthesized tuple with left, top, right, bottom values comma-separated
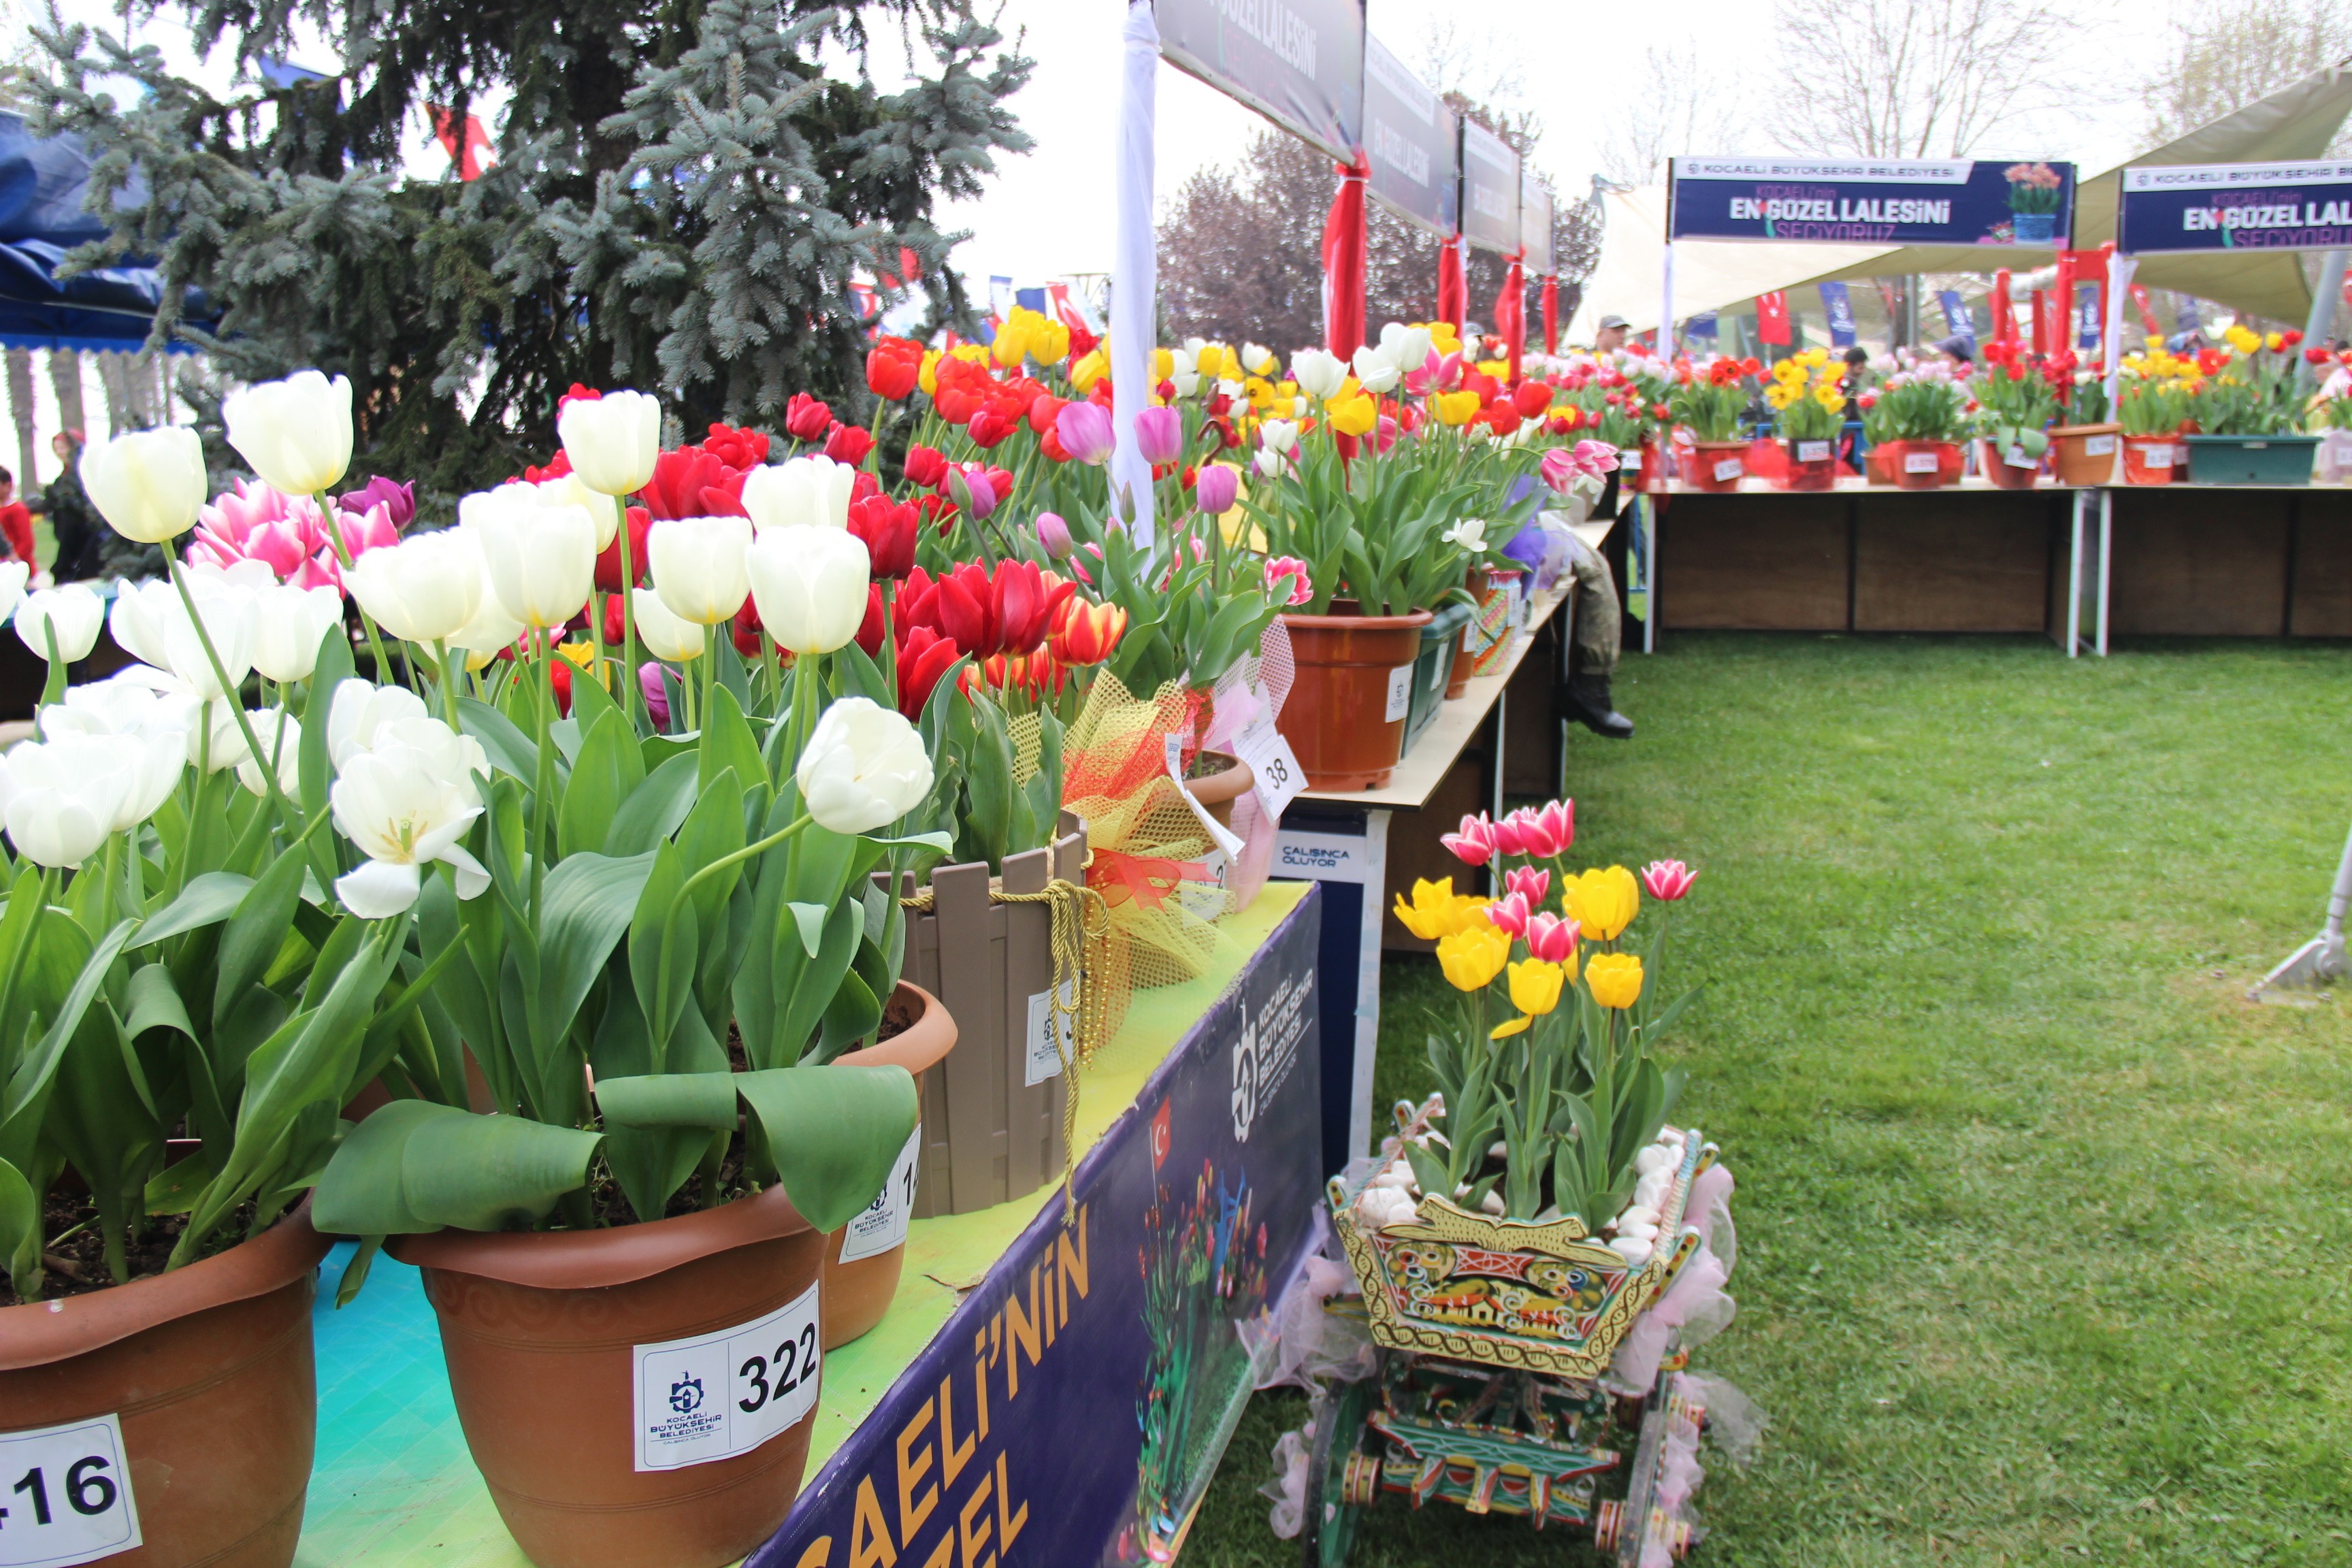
(1567, 61, 2352, 344)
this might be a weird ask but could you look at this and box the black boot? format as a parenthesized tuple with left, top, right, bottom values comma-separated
(1563, 673, 1634, 739)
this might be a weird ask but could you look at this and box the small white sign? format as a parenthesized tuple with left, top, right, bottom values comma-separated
(1024, 981, 1075, 1087)
(1383, 664, 1414, 723)
(2084, 434, 2117, 456)
(1904, 449, 1940, 474)
(0, 1416, 141, 1568)
(2144, 443, 2174, 468)
(1273, 830, 1371, 882)
(836, 1125, 922, 1264)
(1231, 717, 1307, 821)
(1177, 849, 1230, 922)
(2004, 446, 2038, 469)
(1795, 440, 1831, 463)
(1625, 452, 1643, 474)
(633, 1283, 821, 1471)
(1712, 457, 1742, 483)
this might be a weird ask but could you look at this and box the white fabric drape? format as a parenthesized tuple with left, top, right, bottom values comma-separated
(1111, 0, 1159, 548)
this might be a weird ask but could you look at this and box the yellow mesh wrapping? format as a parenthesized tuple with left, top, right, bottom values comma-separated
(1062, 670, 1220, 990)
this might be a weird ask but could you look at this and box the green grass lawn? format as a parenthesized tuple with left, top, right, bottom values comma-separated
(1181, 634, 2352, 1567)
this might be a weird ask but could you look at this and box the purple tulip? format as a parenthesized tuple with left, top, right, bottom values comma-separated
(1134, 405, 1183, 466)
(1193, 463, 1239, 514)
(1056, 401, 1115, 466)
(338, 474, 416, 530)
(1036, 511, 1075, 558)
(640, 662, 671, 728)
(950, 466, 998, 521)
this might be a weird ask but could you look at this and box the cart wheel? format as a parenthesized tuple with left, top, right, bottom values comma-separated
(1298, 1373, 1378, 1568)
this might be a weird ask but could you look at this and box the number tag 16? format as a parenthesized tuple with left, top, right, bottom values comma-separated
(0, 1416, 140, 1568)
(632, 1281, 821, 1472)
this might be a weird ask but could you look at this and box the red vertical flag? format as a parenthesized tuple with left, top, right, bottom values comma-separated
(1494, 253, 1526, 380)
(1756, 290, 1792, 346)
(1436, 235, 1466, 333)
(429, 105, 491, 181)
(1541, 276, 1559, 356)
(1322, 159, 1369, 356)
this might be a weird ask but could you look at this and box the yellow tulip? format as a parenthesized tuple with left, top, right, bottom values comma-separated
(1490, 1015, 1532, 1039)
(1394, 877, 1463, 941)
(2265, 330, 2285, 352)
(1435, 389, 1482, 427)
(1476, 357, 1511, 380)
(1425, 322, 1461, 356)
(992, 313, 1031, 367)
(1561, 865, 1639, 942)
(919, 349, 943, 396)
(951, 342, 991, 365)
(1153, 347, 1175, 382)
(1034, 319, 1070, 365)
(2225, 324, 2259, 354)
(1437, 924, 1511, 992)
(1070, 349, 1108, 391)
(1584, 952, 1644, 1009)
(1244, 376, 1276, 409)
(1507, 958, 1567, 1015)
(1328, 391, 1378, 436)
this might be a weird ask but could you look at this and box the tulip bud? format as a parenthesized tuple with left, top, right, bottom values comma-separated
(1351, 344, 1401, 395)
(1192, 463, 1240, 515)
(741, 455, 855, 533)
(82, 426, 208, 544)
(223, 371, 355, 498)
(632, 587, 707, 662)
(795, 696, 935, 835)
(15, 585, 105, 664)
(745, 524, 871, 655)
(248, 584, 346, 683)
(459, 487, 598, 630)
(647, 514, 753, 625)
(345, 527, 487, 644)
(557, 389, 663, 497)
(1035, 512, 1075, 559)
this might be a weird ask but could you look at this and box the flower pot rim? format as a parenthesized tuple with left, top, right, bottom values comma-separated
(1180, 749, 1256, 811)
(1280, 606, 1436, 632)
(834, 979, 958, 1077)
(386, 1178, 815, 1290)
(0, 1197, 330, 1372)
(1686, 438, 1750, 450)
(2051, 421, 2121, 438)
(2180, 431, 2320, 444)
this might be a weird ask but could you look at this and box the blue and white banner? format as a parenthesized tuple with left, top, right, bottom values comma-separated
(1669, 156, 2074, 248)
(1459, 119, 1520, 254)
(1938, 289, 1975, 342)
(2117, 159, 2352, 255)
(1359, 35, 1456, 235)
(1684, 309, 1718, 339)
(2076, 284, 2100, 350)
(1818, 280, 1857, 346)
(1156, 0, 1366, 165)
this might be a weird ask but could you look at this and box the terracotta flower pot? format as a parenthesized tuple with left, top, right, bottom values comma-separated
(2121, 434, 2179, 485)
(1978, 438, 2042, 489)
(1682, 439, 1747, 492)
(820, 981, 959, 1350)
(1635, 434, 1668, 493)
(1446, 567, 1489, 698)
(1183, 750, 1255, 828)
(1780, 437, 1838, 491)
(0, 1204, 332, 1568)
(1889, 440, 1957, 490)
(2050, 422, 2121, 486)
(388, 1186, 824, 1568)
(1276, 605, 1434, 792)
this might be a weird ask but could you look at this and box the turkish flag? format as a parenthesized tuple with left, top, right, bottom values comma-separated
(1757, 290, 1792, 346)
(429, 105, 491, 181)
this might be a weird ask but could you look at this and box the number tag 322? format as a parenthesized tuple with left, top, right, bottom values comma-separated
(632, 1281, 821, 1471)
(1, 1416, 140, 1568)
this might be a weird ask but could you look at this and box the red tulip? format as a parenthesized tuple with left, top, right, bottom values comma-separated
(855, 583, 887, 657)
(1482, 403, 1522, 438)
(966, 406, 1019, 448)
(784, 392, 833, 442)
(702, 422, 770, 470)
(904, 445, 949, 488)
(867, 337, 924, 400)
(897, 625, 962, 717)
(826, 424, 876, 467)
(593, 505, 653, 590)
(1049, 598, 1126, 667)
(1513, 379, 1554, 419)
(847, 494, 918, 579)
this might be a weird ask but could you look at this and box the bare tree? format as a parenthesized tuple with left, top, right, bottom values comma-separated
(1774, 0, 2082, 156)
(1598, 44, 1747, 183)
(2146, 0, 2352, 144)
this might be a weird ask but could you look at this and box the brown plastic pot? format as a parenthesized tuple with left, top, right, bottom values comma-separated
(1889, 439, 1959, 490)
(819, 981, 958, 1350)
(2050, 422, 2121, 486)
(387, 1185, 823, 1568)
(0, 1203, 332, 1568)
(1275, 604, 1435, 791)
(1446, 568, 1490, 698)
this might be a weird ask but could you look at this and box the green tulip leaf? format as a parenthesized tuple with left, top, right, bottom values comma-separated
(212, 851, 307, 1027)
(560, 710, 647, 860)
(535, 850, 660, 1060)
(595, 1071, 740, 1130)
(699, 685, 767, 799)
(457, 696, 541, 783)
(735, 1064, 918, 1232)
(297, 623, 355, 821)
(132, 873, 255, 952)
(313, 1099, 604, 1235)
(606, 753, 700, 858)
(0, 1154, 39, 1301)
(815, 968, 881, 1062)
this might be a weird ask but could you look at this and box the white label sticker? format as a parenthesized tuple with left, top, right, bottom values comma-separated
(1024, 981, 1075, 1087)
(2144, 444, 2173, 468)
(1232, 717, 1307, 821)
(2084, 434, 2117, 456)
(836, 1125, 922, 1263)
(1625, 453, 1642, 473)
(1177, 850, 1230, 922)
(1384, 664, 1414, 723)
(633, 1281, 821, 1471)
(1904, 450, 1940, 474)
(1795, 440, 1830, 463)
(0, 1416, 142, 1567)
(2005, 446, 2037, 469)
(1712, 457, 1742, 482)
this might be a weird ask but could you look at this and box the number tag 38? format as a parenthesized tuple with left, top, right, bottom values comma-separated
(1, 1416, 140, 1567)
(632, 1281, 821, 1471)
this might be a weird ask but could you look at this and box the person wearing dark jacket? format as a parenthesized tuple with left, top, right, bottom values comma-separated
(39, 431, 108, 583)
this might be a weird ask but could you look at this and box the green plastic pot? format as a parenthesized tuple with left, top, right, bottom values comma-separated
(1403, 600, 1475, 757)
(2182, 434, 2319, 485)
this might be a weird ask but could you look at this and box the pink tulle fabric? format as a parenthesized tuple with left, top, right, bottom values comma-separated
(1199, 619, 1296, 913)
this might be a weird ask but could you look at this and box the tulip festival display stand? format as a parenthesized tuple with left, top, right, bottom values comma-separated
(285, 883, 1322, 1567)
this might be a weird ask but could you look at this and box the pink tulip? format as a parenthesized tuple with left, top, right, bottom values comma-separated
(640, 662, 671, 728)
(1641, 859, 1699, 901)
(340, 500, 404, 558)
(1490, 812, 1531, 858)
(1193, 463, 1239, 514)
(1485, 892, 1530, 936)
(187, 480, 343, 589)
(1440, 812, 1497, 866)
(1504, 865, 1550, 906)
(1036, 512, 1075, 559)
(1511, 800, 1574, 859)
(1374, 414, 1399, 454)
(1134, 406, 1184, 466)
(1524, 911, 1578, 964)
(1056, 402, 1115, 466)
(1263, 555, 1312, 606)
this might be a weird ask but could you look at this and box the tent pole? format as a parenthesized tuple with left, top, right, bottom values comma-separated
(2300, 248, 2348, 391)
(2104, 252, 2134, 410)
(1660, 242, 1676, 359)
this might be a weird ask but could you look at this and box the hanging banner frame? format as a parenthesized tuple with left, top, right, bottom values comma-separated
(1667, 154, 2076, 249)
(1359, 35, 1457, 236)
(2116, 159, 2352, 255)
(1521, 169, 1554, 274)
(1459, 119, 1520, 255)
(1154, 0, 1367, 166)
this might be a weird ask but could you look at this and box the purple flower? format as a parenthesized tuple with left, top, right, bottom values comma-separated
(951, 466, 998, 521)
(338, 475, 415, 531)
(640, 662, 671, 728)
(1056, 401, 1115, 466)
(1036, 512, 1075, 558)
(1193, 463, 1239, 514)
(1134, 406, 1183, 466)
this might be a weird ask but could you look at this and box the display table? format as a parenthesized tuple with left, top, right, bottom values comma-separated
(1274, 583, 1572, 1177)
(292, 881, 1324, 1567)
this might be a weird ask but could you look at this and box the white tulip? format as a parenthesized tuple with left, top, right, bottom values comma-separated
(1241, 343, 1277, 377)
(327, 679, 429, 770)
(81, 425, 209, 544)
(224, 706, 301, 798)
(444, 535, 528, 667)
(1260, 420, 1300, 455)
(1252, 448, 1290, 480)
(330, 719, 492, 917)
(223, 371, 354, 497)
(14, 585, 105, 663)
(794, 697, 934, 835)
(345, 527, 486, 644)
(631, 587, 706, 663)
(647, 514, 752, 625)
(1379, 321, 1433, 371)
(459, 487, 596, 630)
(248, 583, 346, 683)
(40, 674, 197, 829)
(110, 574, 255, 701)
(0, 561, 28, 623)
(340, 711, 488, 806)
(1441, 519, 1490, 552)
(745, 525, 869, 655)
(740, 455, 854, 534)
(1352, 344, 1401, 395)
(108, 578, 176, 668)
(0, 735, 143, 866)
(557, 391, 662, 498)
(1290, 348, 1347, 401)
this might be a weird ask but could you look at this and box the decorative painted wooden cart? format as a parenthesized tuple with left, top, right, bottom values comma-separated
(1298, 1125, 1721, 1565)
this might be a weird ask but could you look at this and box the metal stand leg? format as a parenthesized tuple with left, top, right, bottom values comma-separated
(1350, 810, 1389, 1162)
(2066, 491, 2083, 657)
(2097, 490, 2111, 657)
(1642, 494, 1658, 653)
